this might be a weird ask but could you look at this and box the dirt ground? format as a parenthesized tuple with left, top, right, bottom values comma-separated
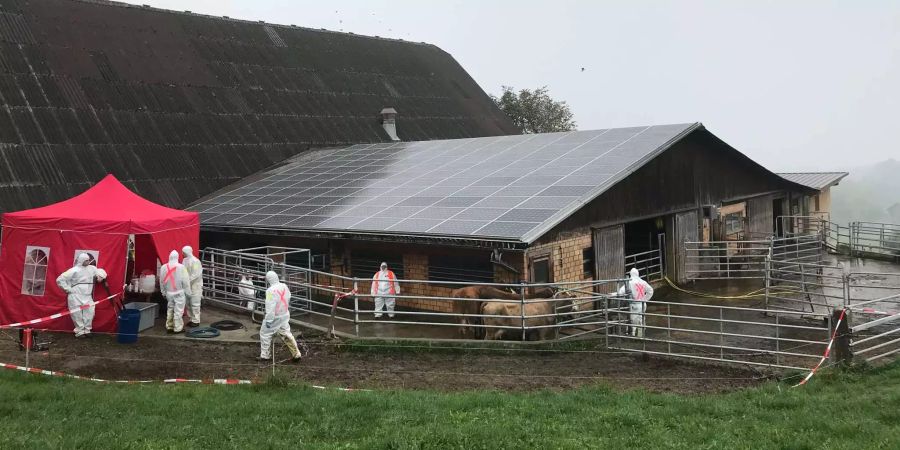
(0, 328, 766, 394)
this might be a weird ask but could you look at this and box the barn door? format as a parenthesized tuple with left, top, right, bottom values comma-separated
(747, 195, 774, 238)
(675, 210, 699, 283)
(593, 225, 625, 281)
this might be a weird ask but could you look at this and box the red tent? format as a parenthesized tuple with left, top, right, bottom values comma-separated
(0, 175, 199, 332)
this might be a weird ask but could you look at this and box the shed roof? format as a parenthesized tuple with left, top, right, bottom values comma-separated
(776, 172, 848, 190)
(0, 0, 517, 215)
(196, 123, 709, 244)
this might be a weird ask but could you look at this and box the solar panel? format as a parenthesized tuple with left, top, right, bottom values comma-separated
(198, 124, 699, 241)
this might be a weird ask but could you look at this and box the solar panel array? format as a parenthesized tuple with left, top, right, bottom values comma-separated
(195, 123, 697, 241)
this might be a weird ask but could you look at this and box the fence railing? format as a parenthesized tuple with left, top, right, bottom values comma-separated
(777, 216, 899, 259)
(850, 222, 900, 259)
(607, 299, 831, 370)
(684, 235, 823, 280)
(845, 272, 900, 363)
(624, 247, 663, 282)
(765, 259, 844, 314)
(199, 244, 900, 372)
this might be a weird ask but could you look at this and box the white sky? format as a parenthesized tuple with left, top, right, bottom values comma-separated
(142, 0, 900, 171)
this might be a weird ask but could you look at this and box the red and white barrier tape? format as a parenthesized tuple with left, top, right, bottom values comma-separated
(2, 362, 367, 391)
(1, 362, 250, 384)
(859, 307, 898, 316)
(332, 288, 358, 306)
(794, 308, 846, 387)
(0, 292, 120, 329)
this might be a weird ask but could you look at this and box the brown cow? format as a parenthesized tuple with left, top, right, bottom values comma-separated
(450, 286, 519, 339)
(481, 293, 578, 341)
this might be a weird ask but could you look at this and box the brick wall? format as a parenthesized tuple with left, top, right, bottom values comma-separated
(525, 231, 593, 283)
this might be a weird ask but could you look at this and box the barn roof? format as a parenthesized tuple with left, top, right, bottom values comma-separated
(776, 172, 848, 190)
(0, 0, 517, 214)
(196, 123, 714, 245)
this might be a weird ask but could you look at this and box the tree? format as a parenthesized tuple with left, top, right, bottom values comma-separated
(491, 86, 576, 133)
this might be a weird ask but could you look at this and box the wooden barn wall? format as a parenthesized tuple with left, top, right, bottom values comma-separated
(0, 0, 517, 214)
(534, 130, 796, 245)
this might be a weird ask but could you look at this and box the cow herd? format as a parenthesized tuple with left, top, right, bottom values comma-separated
(449, 285, 585, 340)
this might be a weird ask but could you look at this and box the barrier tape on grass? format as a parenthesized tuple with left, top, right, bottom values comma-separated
(0, 292, 120, 329)
(793, 308, 846, 387)
(2, 362, 368, 391)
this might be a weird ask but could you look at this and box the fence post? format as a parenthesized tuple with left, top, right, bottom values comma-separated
(764, 254, 771, 311)
(831, 309, 852, 366)
(353, 278, 360, 337)
(520, 282, 527, 341)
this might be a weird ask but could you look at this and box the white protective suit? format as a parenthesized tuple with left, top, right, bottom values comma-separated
(238, 275, 256, 311)
(370, 264, 400, 318)
(56, 253, 107, 337)
(259, 271, 301, 360)
(182, 246, 203, 325)
(158, 250, 192, 333)
(617, 267, 654, 338)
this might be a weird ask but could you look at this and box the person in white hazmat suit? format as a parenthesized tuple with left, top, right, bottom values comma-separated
(371, 262, 400, 318)
(158, 250, 192, 334)
(56, 253, 108, 338)
(258, 271, 302, 362)
(617, 267, 654, 338)
(238, 273, 256, 312)
(181, 245, 203, 327)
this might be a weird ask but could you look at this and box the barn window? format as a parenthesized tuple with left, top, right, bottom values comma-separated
(724, 212, 744, 237)
(531, 257, 551, 283)
(582, 248, 594, 278)
(350, 252, 404, 279)
(428, 254, 493, 284)
(22, 246, 50, 296)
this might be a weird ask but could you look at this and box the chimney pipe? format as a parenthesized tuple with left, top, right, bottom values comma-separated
(380, 107, 400, 141)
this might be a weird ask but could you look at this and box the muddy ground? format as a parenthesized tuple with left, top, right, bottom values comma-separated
(0, 329, 767, 394)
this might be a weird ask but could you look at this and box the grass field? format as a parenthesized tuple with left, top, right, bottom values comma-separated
(1, 363, 899, 449)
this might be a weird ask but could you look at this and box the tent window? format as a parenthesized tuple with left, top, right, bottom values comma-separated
(22, 246, 50, 296)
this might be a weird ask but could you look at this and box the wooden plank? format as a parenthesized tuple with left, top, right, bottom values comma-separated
(675, 210, 699, 283)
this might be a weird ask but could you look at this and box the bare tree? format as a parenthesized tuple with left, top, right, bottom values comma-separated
(491, 86, 576, 134)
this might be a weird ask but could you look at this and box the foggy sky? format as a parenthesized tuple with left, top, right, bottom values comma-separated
(144, 0, 900, 171)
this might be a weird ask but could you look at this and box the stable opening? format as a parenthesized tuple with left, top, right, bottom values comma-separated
(773, 198, 785, 237)
(623, 216, 666, 280)
(624, 217, 666, 255)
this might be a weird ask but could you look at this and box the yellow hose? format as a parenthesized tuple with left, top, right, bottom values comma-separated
(662, 276, 794, 300)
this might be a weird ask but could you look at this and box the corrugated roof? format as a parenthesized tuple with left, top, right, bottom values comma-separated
(776, 172, 848, 190)
(0, 0, 517, 214)
(195, 123, 701, 243)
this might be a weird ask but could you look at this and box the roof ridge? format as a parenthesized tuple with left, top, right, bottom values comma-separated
(72, 0, 432, 47)
(776, 171, 849, 174)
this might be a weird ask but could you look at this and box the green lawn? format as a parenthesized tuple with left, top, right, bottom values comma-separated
(1, 363, 899, 449)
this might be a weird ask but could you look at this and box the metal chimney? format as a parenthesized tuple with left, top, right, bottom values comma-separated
(380, 107, 400, 141)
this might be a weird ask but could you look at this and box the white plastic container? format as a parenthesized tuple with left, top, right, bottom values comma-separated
(124, 302, 158, 332)
(139, 274, 156, 294)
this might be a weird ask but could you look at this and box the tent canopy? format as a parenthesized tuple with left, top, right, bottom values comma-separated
(0, 175, 199, 333)
(3, 174, 198, 234)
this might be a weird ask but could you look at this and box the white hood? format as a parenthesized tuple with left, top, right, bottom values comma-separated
(265, 271, 279, 286)
(75, 253, 90, 266)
